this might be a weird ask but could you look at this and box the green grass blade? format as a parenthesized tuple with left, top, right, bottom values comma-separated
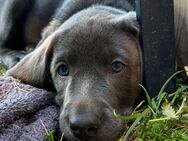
(176, 97, 187, 115)
(156, 92, 166, 112)
(157, 71, 183, 110)
(158, 70, 183, 97)
(0, 64, 6, 76)
(122, 109, 148, 141)
(113, 110, 142, 121)
(139, 84, 153, 109)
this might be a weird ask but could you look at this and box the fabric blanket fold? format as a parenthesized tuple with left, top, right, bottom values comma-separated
(0, 76, 60, 141)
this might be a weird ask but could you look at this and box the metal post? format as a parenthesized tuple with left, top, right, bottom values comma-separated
(135, 0, 176, 97)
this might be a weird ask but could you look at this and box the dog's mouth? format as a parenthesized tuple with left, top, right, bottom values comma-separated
(59, 109, 126, 141)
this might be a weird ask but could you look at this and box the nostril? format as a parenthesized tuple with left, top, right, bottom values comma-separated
(70, 123, 98, 139)
(70, 124, 83, 139)
(69, 113, 100, 139)
(71, 125, 80, 134)
(70, 124, 80, 133)
(86, 126, 98, 136)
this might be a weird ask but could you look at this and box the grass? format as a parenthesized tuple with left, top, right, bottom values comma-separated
(117, 70, 188, 141)
(0, 64, 6, 76)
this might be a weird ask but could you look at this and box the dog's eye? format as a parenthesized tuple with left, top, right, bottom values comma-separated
(112, 61, 125, 73)
(57, 64, 69, 76)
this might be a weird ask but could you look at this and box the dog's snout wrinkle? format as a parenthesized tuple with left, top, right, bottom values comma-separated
(79, 79, 91, 96)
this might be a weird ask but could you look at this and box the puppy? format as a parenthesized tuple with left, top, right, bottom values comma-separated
(5, 0, 188, 140)
(7, 0, 142, 141)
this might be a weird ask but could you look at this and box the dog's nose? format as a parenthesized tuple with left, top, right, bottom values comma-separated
(69, 113, 99, 140)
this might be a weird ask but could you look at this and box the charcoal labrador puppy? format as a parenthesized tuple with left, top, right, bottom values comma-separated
(4, 0, 188, 141)
(7, 0, 142, 141)
(5, 0, 188, 141)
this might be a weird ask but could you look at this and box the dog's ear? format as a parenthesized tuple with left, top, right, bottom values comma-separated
(111, 11, 143, 83)
(111, 11, 139, 37)
(6, 35, 55, 89)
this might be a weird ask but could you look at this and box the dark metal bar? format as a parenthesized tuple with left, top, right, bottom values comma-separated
(135, 0, 176, 97)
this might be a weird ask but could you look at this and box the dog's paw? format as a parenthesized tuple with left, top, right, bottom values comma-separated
(0, 50, 26, 69)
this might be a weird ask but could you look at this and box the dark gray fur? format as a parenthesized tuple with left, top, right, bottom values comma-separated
(4, 1, 188, 141)
(7, 1, 142, 140)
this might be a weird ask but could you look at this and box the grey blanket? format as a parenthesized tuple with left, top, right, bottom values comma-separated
(0, 76, 60, 141)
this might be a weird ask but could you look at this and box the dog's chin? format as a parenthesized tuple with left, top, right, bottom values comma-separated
(63, 133, 121, 141)
(65, 133, 123, 141)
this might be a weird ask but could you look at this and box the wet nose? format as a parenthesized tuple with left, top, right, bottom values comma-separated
(69, 113, 99, 140)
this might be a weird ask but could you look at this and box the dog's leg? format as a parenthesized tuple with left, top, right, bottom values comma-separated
(0, 0, 34, 68)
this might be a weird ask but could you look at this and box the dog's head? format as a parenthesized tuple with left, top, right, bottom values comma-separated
(7, 6, 142, 141)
